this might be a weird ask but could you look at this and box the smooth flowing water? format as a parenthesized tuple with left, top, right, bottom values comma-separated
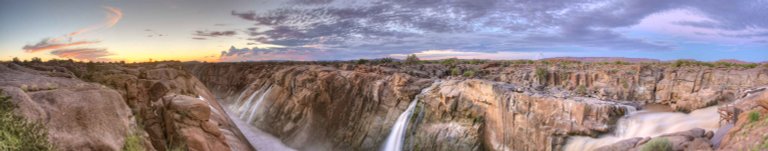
(232, 86, 273, 123)
(564, 105, 720, 151)
(382, 81, 440, 151)
(226, 86, 295, 151)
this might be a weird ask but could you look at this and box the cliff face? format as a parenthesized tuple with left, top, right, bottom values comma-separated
(408, 80, 632, 151)
(187, 63, 642, 150)
(186, 62, 768, 151)
(0, 62, 252, 151)
(0, 63, 134, 150)
(188, 63, 432, 150)
(482, 64, 768, 112)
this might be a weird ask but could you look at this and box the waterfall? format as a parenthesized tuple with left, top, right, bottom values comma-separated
(246, 87, 273, 123)
(563, 105, 720, 151)
(382, 81, 440, 151)
(232, 86, 273, 123)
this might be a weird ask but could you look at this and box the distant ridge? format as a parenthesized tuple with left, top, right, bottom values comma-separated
(543, 57, 661, 63)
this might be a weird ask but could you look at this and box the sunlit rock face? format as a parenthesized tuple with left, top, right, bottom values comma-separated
(0, 63, 134, 151)
(189, 63, 432, 150)
(187, 62, 768, 151)
(408, 80, 634, 151)
(483, 65, 768, 112)
(0, 62, 252, 151)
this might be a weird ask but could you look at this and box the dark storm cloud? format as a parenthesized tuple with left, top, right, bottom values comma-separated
(226, 0, 767, 60)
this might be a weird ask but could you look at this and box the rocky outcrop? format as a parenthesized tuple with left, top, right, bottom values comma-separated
(408, 80, 633, 151)
(81, 63, 251, 151)
(484, 64, 768, 112)
(199, 64, 431, 150)
(0, 63, 138, 150)
(186, 63, 637, 150)
(0, 62, 252, 151)
(717, 88, 768, 150)
(595, 128, 714, 151)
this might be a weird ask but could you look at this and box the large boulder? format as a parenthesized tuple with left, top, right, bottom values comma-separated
(0, 63, 138, 150)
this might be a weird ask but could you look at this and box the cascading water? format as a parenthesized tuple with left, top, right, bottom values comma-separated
(225, 85, 295, 151)
(382, 81, 440, 151)
(563, 105, 720, 151)
(232, 86, 273, 123)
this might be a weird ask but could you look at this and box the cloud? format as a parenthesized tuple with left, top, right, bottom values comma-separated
(390, 49, 549, 60)
(22, 38, 99, 52)
(49, 48, 113, 61)
(224, 0, 768, 61)
(193, 30, 237, 37)
(218, 46, 316, 61)
(61, 6, 123, 38)
(21, 6, 121, 61)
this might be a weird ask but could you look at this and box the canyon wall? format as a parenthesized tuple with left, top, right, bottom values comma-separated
(0, 62, 252, 151)
(187, 62, 768, 151)
(480, 64, 768, 112)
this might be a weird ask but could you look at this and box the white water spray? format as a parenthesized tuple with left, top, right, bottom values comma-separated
(382, 81, 440, 151)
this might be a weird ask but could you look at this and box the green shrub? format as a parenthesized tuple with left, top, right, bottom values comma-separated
(405, 54, 420, 65)
(749, 111, 761, 123)
(576, 85, 587, 95)
(441, 58, 459, 67)
(376, 57, 394, 64)
(450, 68, 461, 76)
(641, 138, 672, 151)
(535, 68, 548, 82)
(356, 59, 369, 65)
(463, 70, 475, 77)
(0, 90, 53, 151)
(122, 132, 144, 151)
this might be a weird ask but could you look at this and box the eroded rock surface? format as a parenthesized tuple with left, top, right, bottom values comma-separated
(409, 80, 633, 151)
(0, 62, 252, 151)
(0, 63, 136, 150)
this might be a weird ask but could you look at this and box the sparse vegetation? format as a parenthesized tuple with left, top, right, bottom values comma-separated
(749, 111, 761, 123)
(405, 54, 420, 65)
(535, 67, 548, 83)
(122, 132, 144, 151)
(441, 58, 459, 67)
(641, 138, 672, 151)
(576, 85, 587, 95)
(11, 57, 20, 64)
(450, 68, 461, 76)
(463, 70, 475, 77)
(30, 57, 42, 63)
(356, 59, 369, 65)
(367, 57, 394, 64)
(0, 90, 54, 151)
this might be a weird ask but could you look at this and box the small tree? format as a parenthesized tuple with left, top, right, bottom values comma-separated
(356, 59, 369, 65)
(11, 57, 20, 63)
(463, 70, 475, 77)
(405, 54, 420, 65)
(441, 58, 459, 67)
(378, 57, 394, 64)
(30, 57, 42, 63)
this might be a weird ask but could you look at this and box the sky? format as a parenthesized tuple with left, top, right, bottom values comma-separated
(1, 0, 767, 62)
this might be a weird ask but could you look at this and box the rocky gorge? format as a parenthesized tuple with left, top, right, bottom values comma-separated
(1, 60, 768, 151)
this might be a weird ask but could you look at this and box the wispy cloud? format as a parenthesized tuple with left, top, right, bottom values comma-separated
(192, 30, 236, 40)
(22, 39, 99, 52)
(21, 6, 122, 61)
(50, 48, 113, 61)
